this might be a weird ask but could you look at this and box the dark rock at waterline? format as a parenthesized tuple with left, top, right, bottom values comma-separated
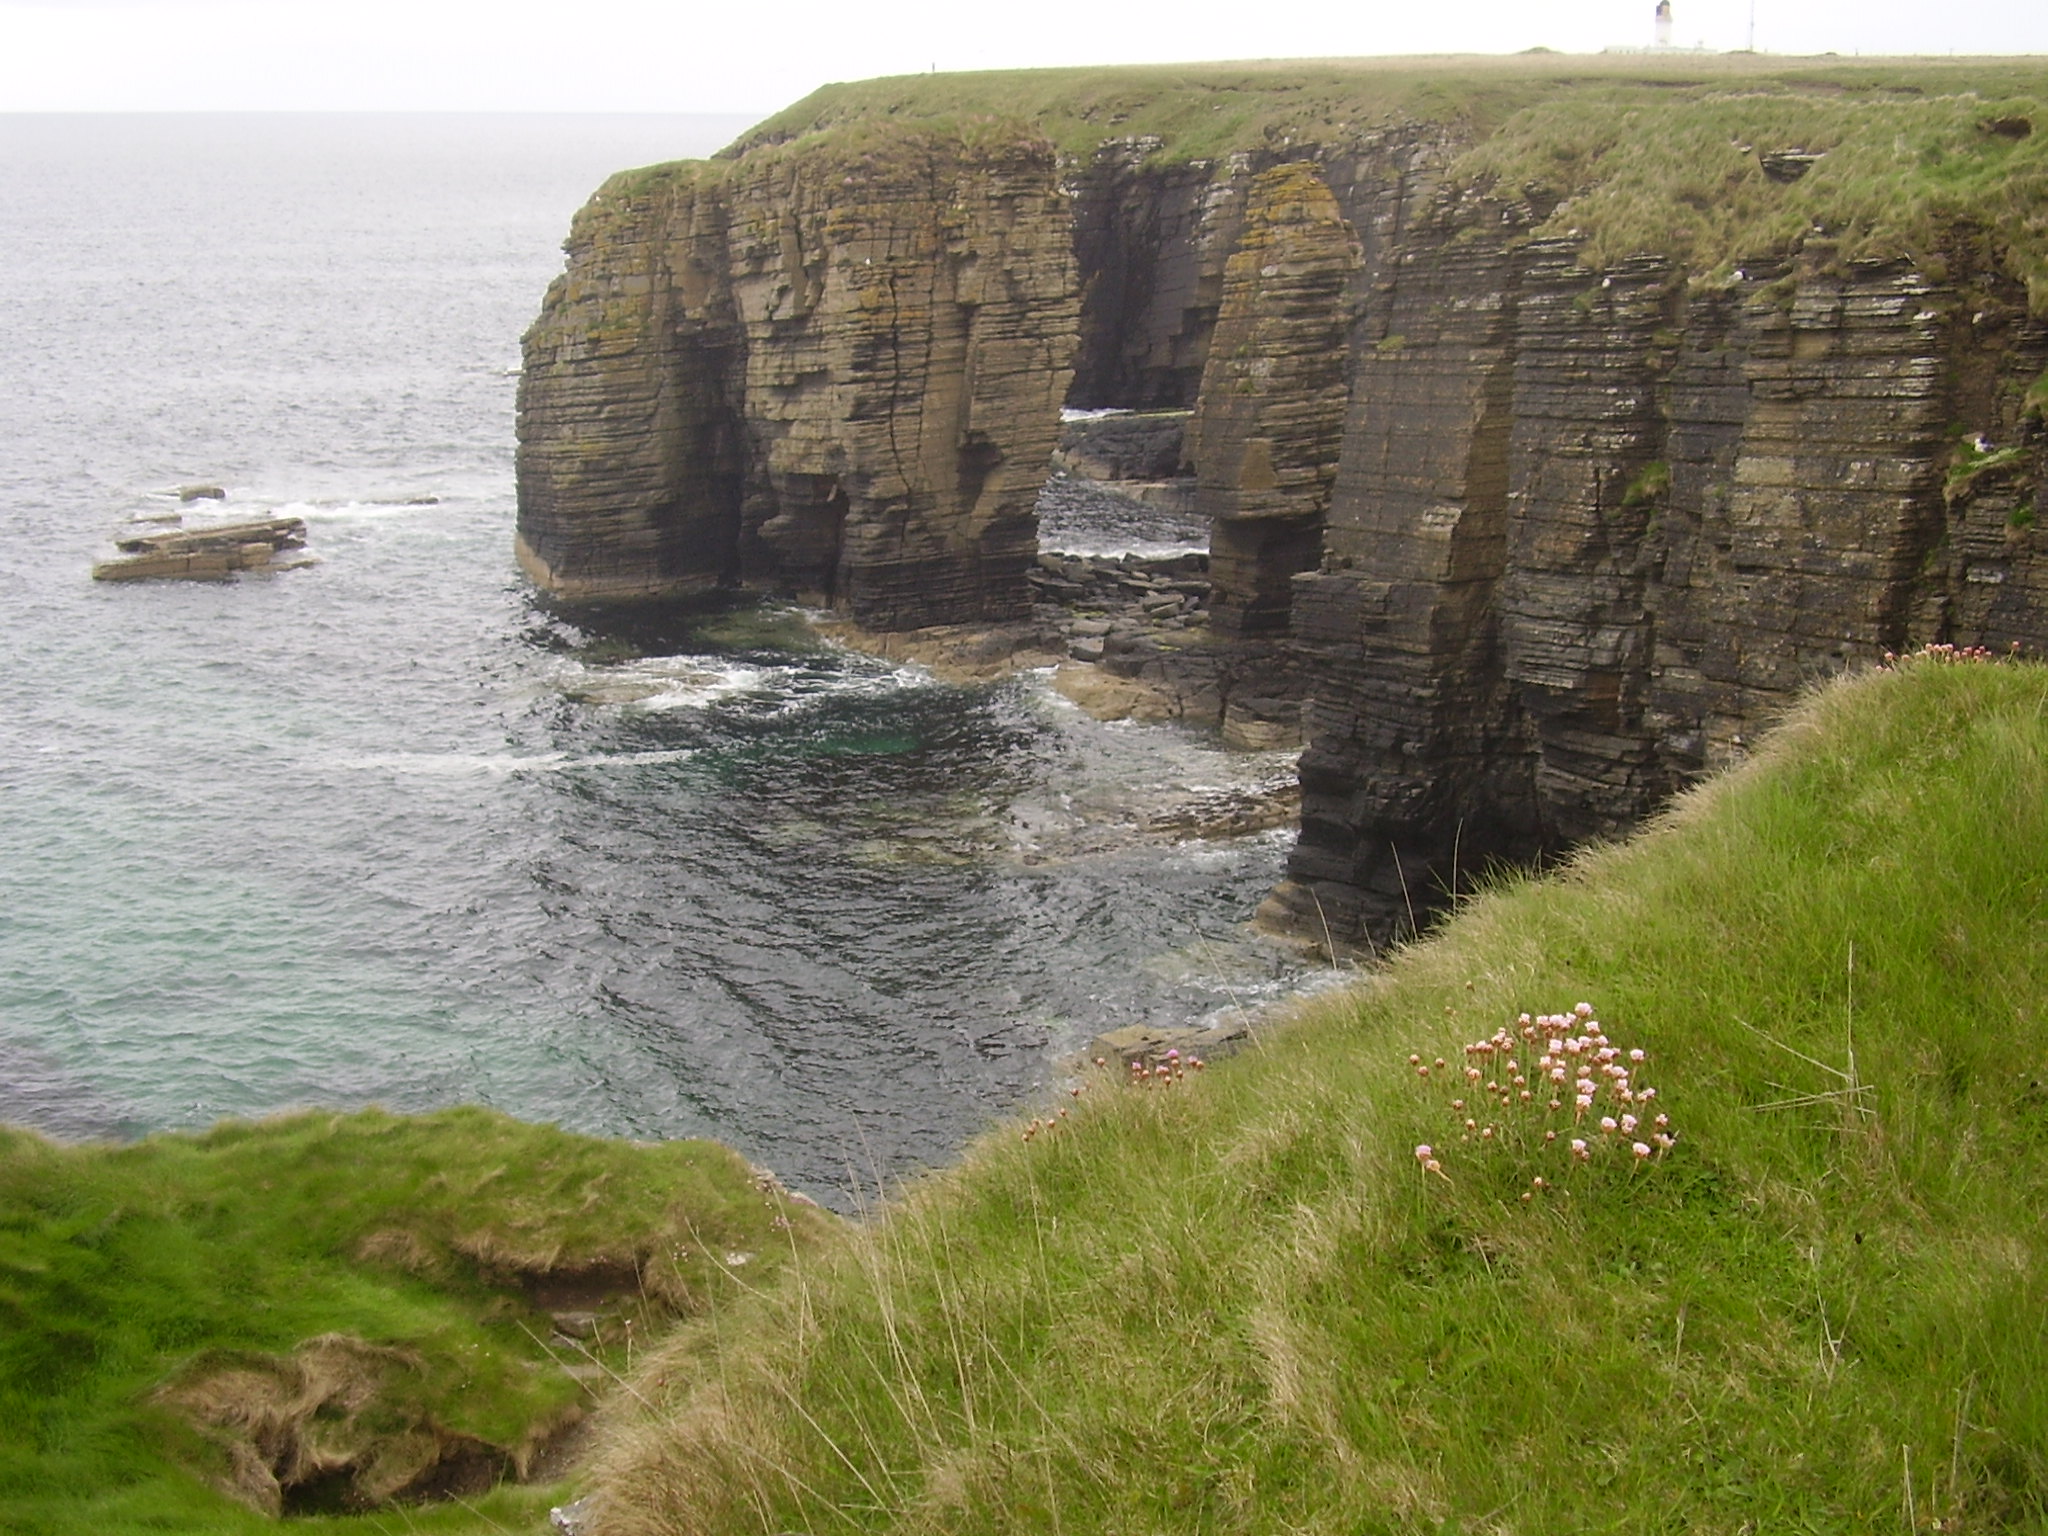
(176, 483, 227, 502)
(1053, 410, 1189, 482)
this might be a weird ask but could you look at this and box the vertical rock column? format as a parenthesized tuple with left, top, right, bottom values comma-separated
(1498, 245, 1680, 842)
(1187, 162, 1361, 636)
(1270, 220, 1536, 943)
(723, 126, 1080, 629)
(516, 163, 745, 601)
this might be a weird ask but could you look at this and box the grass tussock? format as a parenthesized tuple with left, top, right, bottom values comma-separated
(584, 654, 2048, 1536)
(0, 1106, 831, 1535)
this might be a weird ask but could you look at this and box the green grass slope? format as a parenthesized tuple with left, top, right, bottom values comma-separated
(0, 1107, 831, 1535)
(586, 651, 2048, 1536)
(707, 56, 2048, 307)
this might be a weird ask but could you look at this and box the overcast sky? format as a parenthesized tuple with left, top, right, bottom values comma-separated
(3, 0, 2044, 115)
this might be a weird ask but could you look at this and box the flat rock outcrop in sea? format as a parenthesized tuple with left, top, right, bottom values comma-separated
(91, 515, 310, 581)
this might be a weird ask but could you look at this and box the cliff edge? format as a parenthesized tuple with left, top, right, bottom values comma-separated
(517, 55, 2048, 941)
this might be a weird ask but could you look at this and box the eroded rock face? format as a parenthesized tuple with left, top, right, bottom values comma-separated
(157, 1333, 558, 1516)
(723, 132, 1079, 627)
(1188, 161, 1360, 636)
(1067, 141, 1249, 409)
(1270, 238, 2048, 944)
(1277, 214, 1539, 938)
(517, 163, 744, 602)
(522, 108, 2048, 947)
(517, 125, 1079, 624)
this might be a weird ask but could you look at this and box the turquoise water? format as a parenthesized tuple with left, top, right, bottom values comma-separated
(0, 115, 1311, 1204)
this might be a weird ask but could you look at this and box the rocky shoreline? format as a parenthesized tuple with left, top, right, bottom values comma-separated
(516, 73, 2048, 948)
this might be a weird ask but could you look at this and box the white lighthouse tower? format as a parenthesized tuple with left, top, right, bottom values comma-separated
(1654, 0, 1674, 48)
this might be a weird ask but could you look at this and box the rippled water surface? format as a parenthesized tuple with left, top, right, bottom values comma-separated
(0, 115, 1313, 1203)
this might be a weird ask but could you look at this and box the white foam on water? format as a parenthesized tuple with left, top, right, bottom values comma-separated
(817, 661, 937, 698)
(1164, 827, 1295, 866)
(339, 748, 696, 776)
(745, 657, 940, 716)
(1043, 537, 1208, 560)
(277, 497, 446, 524)
(610, 659, 775, 711)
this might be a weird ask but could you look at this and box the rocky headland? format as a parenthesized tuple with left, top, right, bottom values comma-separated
(518, 55, 2048, 944)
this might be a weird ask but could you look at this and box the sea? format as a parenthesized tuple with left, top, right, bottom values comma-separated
(0, 114, 1315, 1206)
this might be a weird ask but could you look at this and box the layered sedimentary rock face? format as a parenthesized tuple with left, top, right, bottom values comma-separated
(1268, 235, 2048, 941)
(1189, 162, 1360, 636)
(519, 64, 2048, 943)
(517, 125, 1078, 625)
(721, 132, 1080, 627)
(517, 163, 744, 602)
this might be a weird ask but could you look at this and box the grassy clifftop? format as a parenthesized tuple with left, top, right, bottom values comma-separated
(728, 54, 2048, 164)
(703, 55, 2048, 304)
(583, 650, 2048, 1535)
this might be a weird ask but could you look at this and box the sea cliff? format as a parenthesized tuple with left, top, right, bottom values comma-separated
(517, 55, 2048, 941)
